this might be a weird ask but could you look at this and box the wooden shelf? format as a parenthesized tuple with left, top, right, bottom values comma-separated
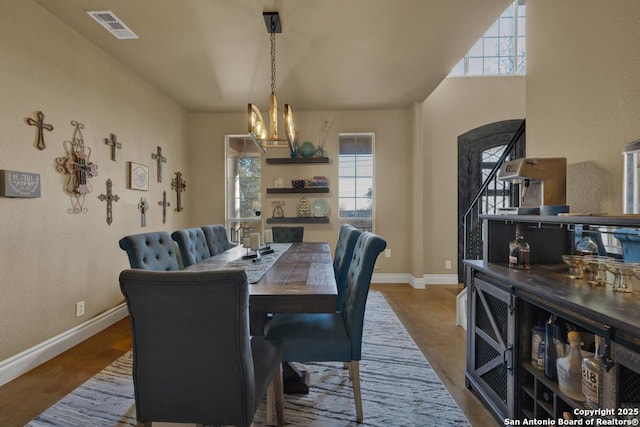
(266, 187, 329, 194)
(266, 157, 329, 164)
(266, 217, 329, 224)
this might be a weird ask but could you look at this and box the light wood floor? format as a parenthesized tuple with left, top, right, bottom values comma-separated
(0, 284, 497, 427)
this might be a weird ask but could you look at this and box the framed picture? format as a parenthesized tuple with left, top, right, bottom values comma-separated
(129, 161, 149, 191)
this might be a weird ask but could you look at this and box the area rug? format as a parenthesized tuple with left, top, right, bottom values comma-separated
(28, 292, 469, 427)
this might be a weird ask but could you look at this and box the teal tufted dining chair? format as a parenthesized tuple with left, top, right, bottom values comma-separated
(118, 231, 181, 271)
(271, 226, 304, 243)
(265, 232, 386, 423)
(201, 224, 237, 255)
(120, 269, 284, 427)
(333, 225, 361, 312)
(171, 227, 211, 267)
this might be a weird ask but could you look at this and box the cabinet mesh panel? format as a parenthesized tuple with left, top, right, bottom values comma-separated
(619, 365, 640, 408)
(476, 289, 509, 344)
(475, 334, 508, 402)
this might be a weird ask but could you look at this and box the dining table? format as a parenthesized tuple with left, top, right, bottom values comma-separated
(183, 241, 338, 394)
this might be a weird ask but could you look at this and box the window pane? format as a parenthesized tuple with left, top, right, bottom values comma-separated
(484, 38, 499, 57)
(468, 57, 483, 75)
(448, 0, 526, 77)
(339, 133, 374, 231)
(483, 57, 499, 75)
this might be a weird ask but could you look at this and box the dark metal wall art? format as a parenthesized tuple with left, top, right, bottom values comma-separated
(26, 111, 53, 150)
(158, 190, 171, 224)
(171, 171, 186, 212)
(97, 179, 119, 225)
(138, 197, 149, 227)
(105, 133, 122, 161)
(55, 121, 98, 213)
(151, 146, 167, 182)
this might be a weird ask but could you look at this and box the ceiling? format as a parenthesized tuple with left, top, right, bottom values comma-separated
(33, 0, 511, 113)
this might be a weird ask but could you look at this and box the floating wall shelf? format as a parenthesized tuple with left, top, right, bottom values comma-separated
(266, 188, 329, 194)
(266, 217, 329, 224)
(266, 157, 329, 164)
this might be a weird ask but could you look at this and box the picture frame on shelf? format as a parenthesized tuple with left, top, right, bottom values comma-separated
(129, 161, 149, 191)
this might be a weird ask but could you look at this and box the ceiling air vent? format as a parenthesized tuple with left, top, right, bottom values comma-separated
(87, 10, 139, 40)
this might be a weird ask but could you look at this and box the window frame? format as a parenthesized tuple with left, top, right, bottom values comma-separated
(224, 134, 262, 242)
(338, 132, 375, 232)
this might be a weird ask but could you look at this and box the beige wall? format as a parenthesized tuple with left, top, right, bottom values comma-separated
(187, 109, 413, 274)
(0, 1, 189, 361)
(422, 76, 526, 275)
(526, 0, 640, 215)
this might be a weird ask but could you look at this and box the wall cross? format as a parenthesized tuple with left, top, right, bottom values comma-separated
(138, 197, 149, 227)
(97, 179, 119, 225)
(105, 133, 122, 161)
(171, 171, 186, 212)
(151, 146, 167, 182)
(157, 190, 171, 224)
(26, 111, 54, 150)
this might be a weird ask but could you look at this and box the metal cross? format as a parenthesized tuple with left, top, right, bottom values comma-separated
(105, 133, 122, 161)
(26, 111, 54, 150)
(157, 190, 171, 224)
(97, 179, 119, 225)
(151, 146, 167, 182)
(171, 171, 186, 212)
(138, 197, 149, 227)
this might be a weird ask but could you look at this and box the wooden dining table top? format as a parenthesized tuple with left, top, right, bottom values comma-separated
(183, 242, 338, 316)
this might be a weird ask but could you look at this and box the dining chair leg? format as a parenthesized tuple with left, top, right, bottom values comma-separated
(267, 382, 274, 425)
(274, 363, 285, 427)
(351, 361, 364, 423)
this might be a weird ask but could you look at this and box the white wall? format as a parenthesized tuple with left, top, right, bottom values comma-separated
(526, 0, 640, 215)
(0, 1, 189, 362)
(187, 109, 413, 275)
(422, 76, 526, 275)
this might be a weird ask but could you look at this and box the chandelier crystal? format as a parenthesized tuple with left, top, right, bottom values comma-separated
(248, 12, 296, 154)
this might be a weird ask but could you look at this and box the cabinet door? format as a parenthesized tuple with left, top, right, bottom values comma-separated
(467, 275, 516, 419)
(611, 342, 640, 415)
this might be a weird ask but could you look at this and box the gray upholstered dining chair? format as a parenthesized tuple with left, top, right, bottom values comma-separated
(119, 269, 284, 427)
(265, 232, 387, 423)
(118, 231, 181, 271)
(333, 225, 361, 312)
(201, 224, 236, 255)
(271, 226, 304, 243)
(171, 227, 211, 267)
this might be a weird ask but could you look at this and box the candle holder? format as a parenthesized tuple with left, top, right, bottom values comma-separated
(242, 234, 260, 260)
(260, 229, 274, 255)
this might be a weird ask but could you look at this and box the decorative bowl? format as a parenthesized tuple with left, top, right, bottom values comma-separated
(606, 260, 638, 293)
(291, 179, 305, 189)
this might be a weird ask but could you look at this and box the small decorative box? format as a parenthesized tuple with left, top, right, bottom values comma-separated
(291, 179, 306, 189)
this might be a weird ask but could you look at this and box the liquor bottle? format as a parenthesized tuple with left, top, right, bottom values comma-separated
(509, 224, 531, 270)
(556, 331, 586, 401)
(544, 315, 559, 380)
(582, 336, 602, 409)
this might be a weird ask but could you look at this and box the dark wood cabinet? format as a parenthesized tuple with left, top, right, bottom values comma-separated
(465, 215, 640, 423)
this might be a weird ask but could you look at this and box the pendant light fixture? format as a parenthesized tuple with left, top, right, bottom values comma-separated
(248, 12, 296, 153)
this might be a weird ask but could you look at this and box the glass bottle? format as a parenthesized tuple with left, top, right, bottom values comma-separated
(531, 323, 545, 370)
(509, 224, 530, 270)
(556, 331, 585, 402)
(544, 315, 559, 380)
(576, 235, 598, 256)
(582, 336, 602, 409)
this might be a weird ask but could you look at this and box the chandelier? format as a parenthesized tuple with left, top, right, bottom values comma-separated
(248, 12, 296, 153)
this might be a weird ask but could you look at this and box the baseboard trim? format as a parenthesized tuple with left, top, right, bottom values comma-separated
(423, 274, 460, 285)
(0, 303, 128, 387)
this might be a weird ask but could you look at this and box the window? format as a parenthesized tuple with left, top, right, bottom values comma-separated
(449, 0, 526, 77)
(225, 136, 262, 242)
(339, 133, 374, 232)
